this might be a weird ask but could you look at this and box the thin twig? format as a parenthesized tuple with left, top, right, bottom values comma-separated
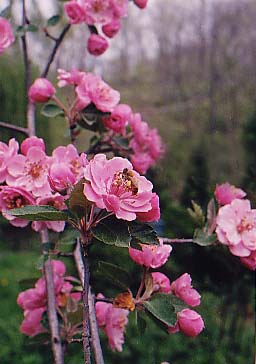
(0, 121, 29, 135)
(82, 246, 91, 364)
(74, 242, 105, 364)
(160, 237, 194, 244)
(41, 24, 71, 78)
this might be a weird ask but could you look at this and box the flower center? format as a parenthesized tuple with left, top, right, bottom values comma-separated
(237, 218, 253, 233)
(28, 162, 43, 179)
(5, 195, 27, 209)
(112, 168, 138, 195)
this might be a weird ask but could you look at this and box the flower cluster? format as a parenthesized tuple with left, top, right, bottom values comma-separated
(0, 17, 15, 55)
(64, 0, 148, 56)
(95, 294, 129, 352)
(0, 137, 87, 231)
(215, 183, 256, 270)
(17, 260, 81, 336)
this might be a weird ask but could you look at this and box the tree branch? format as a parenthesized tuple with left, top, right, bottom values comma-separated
(0, 121, 29, 135)
(74, 242, 105, 364)
(82, 248, 91, 364)
(41, 24, 71, 78)
(160, 237, 193, 244)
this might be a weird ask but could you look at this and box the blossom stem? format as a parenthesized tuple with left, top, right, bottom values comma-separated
(136, 266, 148, 300)
(160, 237, 194, 244)
(0, 121, 29, 135)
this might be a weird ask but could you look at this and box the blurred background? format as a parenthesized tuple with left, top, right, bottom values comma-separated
(0, 0, 255, 363)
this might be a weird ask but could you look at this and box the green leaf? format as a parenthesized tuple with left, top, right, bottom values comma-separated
(128, 222, 159, 245)
(7, 205, 70, 221)
(47, 15, 61, 27)
(92, 216, 131, 247)
(26, 24, 38, 32)
(68, 179, 91, 217)
(193, 228, 216, 246)
(41, 104, 64, 118)
(58, 228, 79, 245)
(143, 293, 180, 327)
(135, 311, 147, 335)
(97, 260, 131, 289)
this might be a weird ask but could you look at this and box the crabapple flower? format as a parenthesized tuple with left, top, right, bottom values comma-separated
(134, 0, 148, 9)
(21, 136, 45, 155)
(20, 308, 46, 337)
(170, 273, 201, 307)
(57, 68, 85, 88)
(87, 33, 109, 56)
(0, 17, 15, 54)
(216, 199, 256, 257)
(129, 239, 172, 268)
(83, 154, 157, 221)
(152, 272, 171, 293)
(214, 183, 246, 205)
(177, 309, 204, 337)
(102, 103, 132, 134)
(0, 138, 19, 183)
(240, 251, 256, 271)
(95, 295, 129, 352)
(0, 186, 35, 227)
(29, 78, 56, 103)
(64, 1, 86, 24)
(102, 19, 121, 38)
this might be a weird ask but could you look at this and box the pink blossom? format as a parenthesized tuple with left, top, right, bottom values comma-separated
(32, 194, 66, 233)
(76, 73, 120, 112)
(102, 103, 132, 134)
(110, 0, 128, 18)
(64, 1, 86, 24)
(57, 68, 85, 88)
(177, 309, 204, 337)
(0, 17, 15, 54)
(170, 273, 201, 307)
(216, 199, 256, 257)
(102, 18, 121, 38)
(130, 152, 154, 175)
(81, 0, 113, 25)
(95, 296, 129, 352)
(20, 308, 46, 337)
(6, 146, 51, 196)
(134, 0, 148, 9)
(83, 154, 156, 221)
(29, 78, 56, 103)
(21, 136, 45, 155)
(0, 186, 35, 227)
(0, 138, 19, 183)
(136, 193, 160, 223)
(129, 239, 172, 268)
(87, 33, 109, 56)
(151, 272, 171, 293)
(240, 251, 256, 271)
(214, 183, 246, 205)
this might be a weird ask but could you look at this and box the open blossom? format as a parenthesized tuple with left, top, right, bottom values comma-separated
(0, 17, 15, 54)
(96, 295, 129, 352)
(152, 272, 171, 293)
(0, 138, 19, 183)
(83, 154, 157, 221)
(21, 136, 45, 155)
(129, 239, 172, 268)
(216, 199, 256, 257)
(17, 260, 81, 337)
(0, 186, 35, 227)
(29, 78, 56, 103)
(170, 273, 201, 307)
(76, 73, 120, 112)
(87, 33, 109, 56)
(214, 183, 246, 205)
(57, 68, 85, 88)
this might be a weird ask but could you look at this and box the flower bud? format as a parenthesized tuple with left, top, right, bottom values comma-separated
(102, 19, 121, 38)
(134, 0, 148, 9)
(177, 309, 204, 337)
(87, 34, 109, 56)
(29, 78, 56, 103)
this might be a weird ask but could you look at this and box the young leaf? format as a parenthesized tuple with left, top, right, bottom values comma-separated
(41, 104, 64, 118)
(188, 200, 205, 226)
(26, 24, 38, 32)
(141, 272, 154, 300)
(128, 221, 159, 245)
(143, 293, 178, 327)
(47, 15, 61, 27)
(207, 198, 217, 234)
(92, 216, 131, 247)
(68, 179, 90, 217)
(7, 205, 70, 221)
(193, 228, 216, 246)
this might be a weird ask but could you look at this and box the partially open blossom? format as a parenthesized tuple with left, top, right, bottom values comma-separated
(102, 18, 121, 38)
(177, 309, 204, 337)
(0, 17, 15, 54)
(216, 199, 256, 257)
(96, 294, 129, 352)
(170, 273, 201, 307)
(57, 68, 85, 88)
(87, 33, 109, 56)
(214, 183, 246, 205)
(240, 251, 256, 271)
(134, 0, 148, 9)
(152, 272, 171, 293)
(0, 186, 35, 227)
(0, 138, 19, 183)
(129, 239, 172, 268)
(102, 103, 132, 134)
(20, 308, 46, 337)
(64, 1, 85, 24)
(29, 78, 56, 103)
(21, 136, 45, 156)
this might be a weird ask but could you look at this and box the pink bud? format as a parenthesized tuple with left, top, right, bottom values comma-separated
(21, 136, 45, 155)
(102, 19, 121, 38)
(214, 183, 246, 205)
(64, 1, 85, 24)
(29, 78, 56, 103)
(87, 34, 109, 56)
(134, 0, 148, 9)
(177, 309, 204, 337)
